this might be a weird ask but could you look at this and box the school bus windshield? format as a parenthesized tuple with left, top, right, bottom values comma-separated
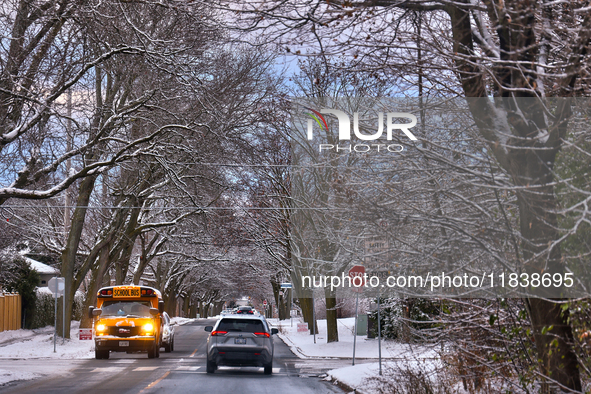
(101, 301, 153, 317)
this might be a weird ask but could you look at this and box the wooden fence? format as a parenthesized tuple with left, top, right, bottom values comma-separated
(0, 292, 22, 332)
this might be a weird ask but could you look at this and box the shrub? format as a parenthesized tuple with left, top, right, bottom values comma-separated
(31, 288, 85, 329)
(0, 248, 40, 328)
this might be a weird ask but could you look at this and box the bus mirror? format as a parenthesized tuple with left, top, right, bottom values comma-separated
(92, 308, 102, 317)
(88, 306, 95, 319)
(149, 308, 159, 316)
(158, 300, 164, 314)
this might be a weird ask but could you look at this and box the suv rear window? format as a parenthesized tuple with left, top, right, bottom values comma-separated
(217, 318, 265, 333)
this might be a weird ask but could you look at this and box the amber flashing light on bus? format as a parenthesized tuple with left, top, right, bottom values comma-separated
(141, 288, 155, 296)
(98, 289, 113, 297)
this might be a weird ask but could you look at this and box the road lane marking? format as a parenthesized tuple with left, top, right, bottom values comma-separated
(133, 367, 159, 371)
(91, 367, 120, 372)
(189, 349, 198, 357)
(175, 366, 200, 371)
(139, 370, 170, 393)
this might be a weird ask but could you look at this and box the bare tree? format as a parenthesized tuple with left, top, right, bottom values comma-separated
(212, 0, 591, 389)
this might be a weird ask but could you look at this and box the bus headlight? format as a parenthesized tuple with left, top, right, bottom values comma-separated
(96, 324, 107, 336)
(142, 323, 154, 335)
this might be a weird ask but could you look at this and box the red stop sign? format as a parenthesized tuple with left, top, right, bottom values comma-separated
(348, 265, 366, 293)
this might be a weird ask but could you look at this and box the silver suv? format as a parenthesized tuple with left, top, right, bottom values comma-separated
(204, 315, 278, 374)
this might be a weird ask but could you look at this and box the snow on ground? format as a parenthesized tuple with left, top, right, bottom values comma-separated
(0, 321, 94, 360)
(0, 317, 202, 388)
(270, 317, 438, 360)
(326, 362, 380, 391)
(0, 369, 39, 386)
(0, 317, 200, 360)
(272, 317, 440, 394)
(169, 317, 198, 326)
(0, 321, 93, 387)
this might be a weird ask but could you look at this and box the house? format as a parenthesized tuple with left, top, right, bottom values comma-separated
(25, 257, 59, 287)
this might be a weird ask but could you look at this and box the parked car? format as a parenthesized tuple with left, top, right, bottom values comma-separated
(236, 306, 254, 315)
(160, 312, 175, 353)
(204, 315, 278, 374)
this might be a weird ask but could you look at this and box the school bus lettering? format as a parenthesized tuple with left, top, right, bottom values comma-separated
(113, 288, 140, 297)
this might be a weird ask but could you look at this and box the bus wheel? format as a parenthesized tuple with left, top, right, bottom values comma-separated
(148, 342, 157, 358)
(95, 349, 109, 359)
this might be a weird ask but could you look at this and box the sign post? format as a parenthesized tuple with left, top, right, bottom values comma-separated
(48, 277, 65, 352)
(348, 266, 365, 366)
(280, 283, 293, 326)
(378, 291, 382, 375)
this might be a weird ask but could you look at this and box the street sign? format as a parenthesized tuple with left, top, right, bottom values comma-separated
(280, 283, 292, 288)
(48, 277, 65, 298)
(263, 300, 267, 306)
(79, 328, 92, 340)
(48, 276, 65, 352)
(348, 266, 366, 293)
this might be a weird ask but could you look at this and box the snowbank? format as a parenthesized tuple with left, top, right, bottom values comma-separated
(272, 317, 440, 394)
(0, 321, 94, 360)
(170, 317, 199, 326)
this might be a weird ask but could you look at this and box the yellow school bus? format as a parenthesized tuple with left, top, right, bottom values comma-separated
(89, 285, 164, 359)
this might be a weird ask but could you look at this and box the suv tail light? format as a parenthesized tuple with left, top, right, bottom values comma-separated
(254, 332, 270, 338)
(211, 330, 228, 336)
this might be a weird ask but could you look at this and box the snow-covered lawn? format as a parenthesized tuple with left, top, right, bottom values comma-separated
(0, 321, 94, 360)
(271, 317, 440, 394)
(270, 317, 437, 360)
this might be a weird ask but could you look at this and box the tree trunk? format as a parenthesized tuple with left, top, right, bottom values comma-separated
(114, 206, 142, 285)
(325, 287, 338, 343)
(58, 174, 97, 338)
(80, 244, 111, 329)
(516, 172, 580, 391)
(299, 297, 318, 335)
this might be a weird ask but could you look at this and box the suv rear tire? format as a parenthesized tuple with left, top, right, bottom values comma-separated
(206, 360, 217, 373)
(264, 362, 272, 375)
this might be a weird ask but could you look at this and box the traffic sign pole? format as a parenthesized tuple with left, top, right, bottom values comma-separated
(63, 288, 65, 343)
(352, 290, 359, 366)
(348, 266, 365, 366)
(48, 277, 65, 349)
(53, 285, 57, 352)
(378, 292, 382, 375)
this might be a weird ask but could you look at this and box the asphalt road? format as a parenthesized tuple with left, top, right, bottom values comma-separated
(0, 319, 344, 394)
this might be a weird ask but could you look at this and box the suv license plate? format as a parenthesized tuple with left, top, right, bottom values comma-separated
(234, 338, 246, 345)
(119, 341, 129, 347)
